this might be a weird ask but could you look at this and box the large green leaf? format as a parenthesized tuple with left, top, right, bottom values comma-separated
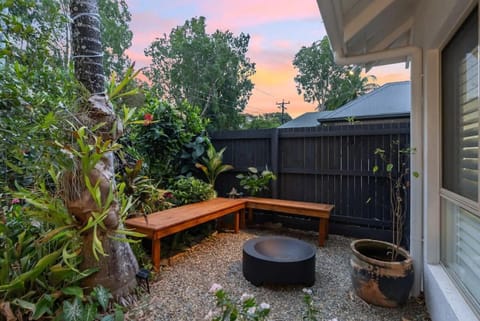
(92, 285, 112, 312)
(0, 249, 61, 291)
(61, 286, 84, 299)
(62, 298, 84, 321)
(31, 294, 54, 320)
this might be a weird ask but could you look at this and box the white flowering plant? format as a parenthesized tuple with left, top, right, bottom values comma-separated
(206, 284, 270, 321)
(302, 288, 319, 321)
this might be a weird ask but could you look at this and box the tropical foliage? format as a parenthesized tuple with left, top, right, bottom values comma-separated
(293, 36, 377, 111)
(0, 0, 260, 319)
(195, 145, 233, 188)
(127, 95, 209, 184)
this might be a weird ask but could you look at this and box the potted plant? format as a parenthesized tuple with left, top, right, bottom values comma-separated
(350, 140, 418, 307)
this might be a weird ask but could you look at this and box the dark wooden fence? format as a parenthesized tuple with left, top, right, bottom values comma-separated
(211, 122, 410, 241)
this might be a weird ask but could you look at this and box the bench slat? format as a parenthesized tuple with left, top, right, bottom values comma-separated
(245, 197, 333, 217)
(126, 198, 245, 232)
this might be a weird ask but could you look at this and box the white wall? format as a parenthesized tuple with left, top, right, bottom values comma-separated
(416, 1, 479, 320)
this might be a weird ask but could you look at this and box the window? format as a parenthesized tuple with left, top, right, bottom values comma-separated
(441, 7, 480, 313)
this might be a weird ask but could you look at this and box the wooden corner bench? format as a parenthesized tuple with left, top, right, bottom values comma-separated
(125, 197, 334, 271)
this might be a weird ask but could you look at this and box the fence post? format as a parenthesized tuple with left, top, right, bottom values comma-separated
(271, 128, 279, 198)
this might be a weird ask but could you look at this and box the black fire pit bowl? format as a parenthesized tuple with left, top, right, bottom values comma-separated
(242, 236, 316, 286)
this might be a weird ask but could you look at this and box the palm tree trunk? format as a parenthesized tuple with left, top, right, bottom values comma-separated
(70, 0, 138, 300)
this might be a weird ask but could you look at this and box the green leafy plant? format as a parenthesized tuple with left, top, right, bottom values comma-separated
(56, 126, 143, 260)
(0, 195, 97, 320)
(130, 96, 208, 184)
(106, 64, 142, 102)
(236, 167, 276, 196)
(302, 288, 319, 321)
(58, 285, 124, 321)
(180, 135, 211, 176)
(195, 145, 233, 189)
(372, 140, 418, 260)
(169, 177, 216, 205)
(206, 283, 270, 321)
(116, 159, 174, 215)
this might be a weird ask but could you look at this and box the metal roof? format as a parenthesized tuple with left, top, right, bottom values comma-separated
(279, 81, 410, 128)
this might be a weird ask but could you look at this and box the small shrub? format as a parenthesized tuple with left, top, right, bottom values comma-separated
(236, 166, 276, 196)
(170, 177, 216, 205)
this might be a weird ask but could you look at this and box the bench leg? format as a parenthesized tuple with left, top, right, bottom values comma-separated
(239, 208, 246, 229)
(325, 220, 329, 240)
(318, 219, 328, 246)
(152, 239, 161, 272)
(234, 210, 240, 233)
(247, 208, 253, 224)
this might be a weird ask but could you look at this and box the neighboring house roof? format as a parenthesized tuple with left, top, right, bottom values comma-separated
(279, 81, 410, 128)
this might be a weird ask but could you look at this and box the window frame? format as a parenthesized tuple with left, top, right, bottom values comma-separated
(439, 5, 480, 316)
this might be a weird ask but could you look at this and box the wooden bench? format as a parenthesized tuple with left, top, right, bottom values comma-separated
(125, 197, 334, 271)
(125, 197, 246, 271)
(244, 197, 334, 247)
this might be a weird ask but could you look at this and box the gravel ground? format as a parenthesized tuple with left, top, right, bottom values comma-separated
(126, 227, 430, 321)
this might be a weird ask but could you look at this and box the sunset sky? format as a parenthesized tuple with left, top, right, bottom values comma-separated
(125, 0, 410, 118)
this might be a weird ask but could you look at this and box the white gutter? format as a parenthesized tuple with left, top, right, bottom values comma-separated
(333, 46, 424, 297)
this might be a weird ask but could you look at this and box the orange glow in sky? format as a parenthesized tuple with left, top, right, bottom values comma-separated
(125, 0, 410, 118)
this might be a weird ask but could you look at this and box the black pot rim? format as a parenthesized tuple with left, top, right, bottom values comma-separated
(350, 239, 413, 267)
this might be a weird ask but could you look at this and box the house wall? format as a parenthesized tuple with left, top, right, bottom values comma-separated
(414, 1, 479, 320)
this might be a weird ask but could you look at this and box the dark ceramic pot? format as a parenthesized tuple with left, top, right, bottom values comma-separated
(350, 239, 414, 307)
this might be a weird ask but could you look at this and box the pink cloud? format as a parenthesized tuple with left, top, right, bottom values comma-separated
(200, 0, 320, 31)
(272, 40, 293, 50)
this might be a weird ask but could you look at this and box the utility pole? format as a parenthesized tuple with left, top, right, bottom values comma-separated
(276, 99, 290, 124)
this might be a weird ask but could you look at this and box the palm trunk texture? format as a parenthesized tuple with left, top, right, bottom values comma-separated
(70, 0, 138, 301)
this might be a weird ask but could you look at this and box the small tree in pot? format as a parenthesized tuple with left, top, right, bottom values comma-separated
(350, 140, 418, 307)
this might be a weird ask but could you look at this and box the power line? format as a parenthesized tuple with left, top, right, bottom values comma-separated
(276, 99, 290, 124)
(254, 87, 276, 98)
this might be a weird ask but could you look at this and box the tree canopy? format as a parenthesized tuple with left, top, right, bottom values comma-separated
(293, 36, 377, 111)
(145, 16, 256, 131)
(243, 112, 293, 129)
(99, 0, 133, 77)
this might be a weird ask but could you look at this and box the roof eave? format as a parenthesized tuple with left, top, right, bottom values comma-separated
(316, 0, 413, 66)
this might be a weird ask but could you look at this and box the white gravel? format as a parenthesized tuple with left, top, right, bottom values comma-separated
(126, 227, 430, 321)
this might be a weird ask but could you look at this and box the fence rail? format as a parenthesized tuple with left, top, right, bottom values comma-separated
(211, 122, 410, 242)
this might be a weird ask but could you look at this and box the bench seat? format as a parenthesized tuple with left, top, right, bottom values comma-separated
(244, 197, 334, 247)
(125, 197, 245, 271)
(125, 197, 334, 271)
